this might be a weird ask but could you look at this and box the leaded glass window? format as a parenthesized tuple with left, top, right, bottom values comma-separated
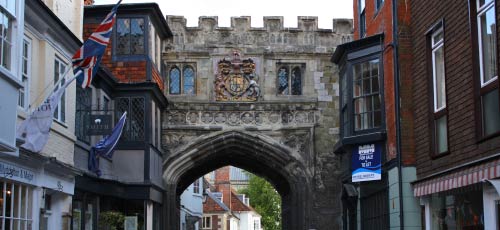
(167, 63, 197, 95)
(277, 64, 304, 95)
(169, 67, 180, 94)
(115, 97, 145, 142)
(116, 18, 145, 55)
(291, 67, 302, 95)
(183, 66, 195, 95)
(278, 67, 289, 95)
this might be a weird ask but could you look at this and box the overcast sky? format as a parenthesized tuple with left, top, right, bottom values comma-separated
(94, 0, 353, 29)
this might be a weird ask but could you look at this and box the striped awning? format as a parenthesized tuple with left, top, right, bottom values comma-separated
(413, 158, 500, 197)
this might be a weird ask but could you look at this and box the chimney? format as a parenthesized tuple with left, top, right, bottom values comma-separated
(84, 0, 94, 6)
(214, 166, 231, 209)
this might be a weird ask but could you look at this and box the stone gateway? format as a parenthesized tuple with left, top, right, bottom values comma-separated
(162, 16, 353, 229)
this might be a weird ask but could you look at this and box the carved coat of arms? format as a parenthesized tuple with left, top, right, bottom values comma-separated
(215, 51, 260, 101)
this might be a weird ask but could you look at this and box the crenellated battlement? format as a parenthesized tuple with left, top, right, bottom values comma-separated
(166, 15, 352, 33)
(165, 15, 353, 53)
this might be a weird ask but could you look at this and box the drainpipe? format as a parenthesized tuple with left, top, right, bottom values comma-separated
(392, 0, 404, 229)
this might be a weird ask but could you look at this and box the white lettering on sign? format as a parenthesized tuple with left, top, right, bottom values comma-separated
(0, 161, 35, 184)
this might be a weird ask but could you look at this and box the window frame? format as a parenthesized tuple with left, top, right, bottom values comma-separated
(276, 63, 305, 96)
(426, 20, 450, 157)
(18, 37, 31, 110)
(166, 63, 197, 95)
(193, 179, 200, 194)
(113, 15, 148, 60)
(339, 51, 385, 139)
(53, 57, 67, 123)
(375, 0, 385, 12)
(0, 181, 34, 230)
(470, 0, 500, 141)
(351, 58, 383, 132)
(201, 216, 211, 229)
(359, 0, 366, 38)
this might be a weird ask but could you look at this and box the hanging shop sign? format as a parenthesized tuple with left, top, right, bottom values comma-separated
(87, 114, 112, 135)
(351, 143, 381, 182)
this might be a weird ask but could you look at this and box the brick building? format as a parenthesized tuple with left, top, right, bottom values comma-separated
(410, 0, 500, 228)
(331, 0, 420, 229)
(201, 166, 262, 230)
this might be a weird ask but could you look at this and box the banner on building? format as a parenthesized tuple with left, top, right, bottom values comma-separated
(351, 143, 381, 182)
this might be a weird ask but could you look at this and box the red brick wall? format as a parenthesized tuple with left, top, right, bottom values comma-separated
(353, 0, 401, 162)
(215, 166, 232, 209)
(411, 0, 500, 178)
(83, 22, 148, 83)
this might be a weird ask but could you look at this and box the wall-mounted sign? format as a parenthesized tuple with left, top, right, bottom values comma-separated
(351, 143, 381, 182)
(0, 161, 35, 185)
(87, 115, 112, 135)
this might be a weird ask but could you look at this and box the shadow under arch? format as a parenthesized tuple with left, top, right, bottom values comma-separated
(163, 130, 312, 230)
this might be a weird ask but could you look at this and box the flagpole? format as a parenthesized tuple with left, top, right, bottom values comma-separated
(29, 65, 78, 114)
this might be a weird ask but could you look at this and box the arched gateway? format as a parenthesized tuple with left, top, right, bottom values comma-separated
(162, 15, 353, 229)
(163, 131, 311, 229)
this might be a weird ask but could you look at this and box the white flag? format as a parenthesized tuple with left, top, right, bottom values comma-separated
(17, 76, 75, 153)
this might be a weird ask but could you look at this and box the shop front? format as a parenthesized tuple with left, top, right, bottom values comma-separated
(1, 152, 77, 230)
(414, 158, 500, 230)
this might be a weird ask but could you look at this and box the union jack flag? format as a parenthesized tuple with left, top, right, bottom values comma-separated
(72, 0, 122, 88)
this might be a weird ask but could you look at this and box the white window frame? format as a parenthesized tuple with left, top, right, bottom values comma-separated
(201, 216, 211, 229)
(53, 57, 67, 123)
(431, 28, 446, 112)
(0, 181, 34, 230)
(18, 37, 31, 109)
(193, 178, 200, 194)
(477, 0, 497, 87)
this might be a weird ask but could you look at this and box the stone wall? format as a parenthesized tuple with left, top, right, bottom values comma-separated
(162, 16, 352, 229)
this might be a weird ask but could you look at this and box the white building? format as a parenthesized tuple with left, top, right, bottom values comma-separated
(0, 1, 83, 230)
(180, 177, 204, 230)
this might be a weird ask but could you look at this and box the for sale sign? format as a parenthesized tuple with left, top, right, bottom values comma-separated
(351, 143, 381, 182)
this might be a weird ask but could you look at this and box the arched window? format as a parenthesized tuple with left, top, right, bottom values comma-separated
(291, 67, 302, 95)
(183, 66, 195, 95)
(278, 67, 289, 95)
(169, 67, 181, 94)
(168, 63, 197, 95)
(277, 64, 304, 95)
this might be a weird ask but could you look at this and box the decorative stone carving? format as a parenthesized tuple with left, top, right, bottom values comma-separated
(166, 110, 317, 127)
(214, 51, 259, 101)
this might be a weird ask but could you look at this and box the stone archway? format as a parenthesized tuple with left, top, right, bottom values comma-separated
(163, 131, 312, 230)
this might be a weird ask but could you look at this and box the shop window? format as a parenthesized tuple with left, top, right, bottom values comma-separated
(202, 216, 211, 229)
(471, 0, 500, 137)
(0, 181, 33, 230)
(429, 189, 483, 229)
(428, 23, 448, 155)
(360, 176, 389, 230)
(277, 64, 304, 95)
(168, 64, 196, 95)
(353, 59, 382, 131)
(53, 57, 67, 123)
(116, 18, 145, 55)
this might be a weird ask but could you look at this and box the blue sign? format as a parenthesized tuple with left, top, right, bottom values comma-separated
(351, 143, 382, 182)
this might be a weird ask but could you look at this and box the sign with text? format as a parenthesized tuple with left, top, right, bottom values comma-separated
(0, 161, 35, 185)
(87, 115, 112, 135)
(351, 143, 381, 182)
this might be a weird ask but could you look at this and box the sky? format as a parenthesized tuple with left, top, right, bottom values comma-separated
(94, 0, 353, 29)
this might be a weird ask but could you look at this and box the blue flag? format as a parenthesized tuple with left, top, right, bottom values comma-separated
(88, 112, 127, 176)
